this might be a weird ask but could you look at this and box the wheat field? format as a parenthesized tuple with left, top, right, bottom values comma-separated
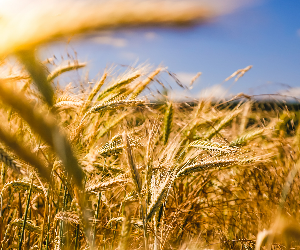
(0, 1, 299, 250)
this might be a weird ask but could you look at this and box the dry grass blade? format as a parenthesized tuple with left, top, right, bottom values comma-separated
(204, 108, 242, 140)
(47, 62, 86, 82)
(122, 132, 142, 195)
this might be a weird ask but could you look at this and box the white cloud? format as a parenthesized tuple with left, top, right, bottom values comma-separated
(297, 29, 300, 37)
(176, 72, 200, 86)
(144, 32, 157, 40)
(168, 84, 230, 101)
(197, 85, 228, 99)
(91, 36, 127, 48)
(280, 87, 300, 98)
(168, 89, 193, 101)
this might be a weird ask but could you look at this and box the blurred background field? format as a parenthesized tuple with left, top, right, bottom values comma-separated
(0, 1, 299, 250)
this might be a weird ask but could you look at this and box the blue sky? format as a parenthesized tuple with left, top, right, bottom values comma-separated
(39, 0, 300, 100)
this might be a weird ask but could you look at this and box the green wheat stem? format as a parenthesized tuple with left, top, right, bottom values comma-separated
(92, 192, 101, 249)
(75, 224, 80, 250)
(45, 202, 51, 250)
(163, 102, 173, 145)
(18, 179, 33, 250)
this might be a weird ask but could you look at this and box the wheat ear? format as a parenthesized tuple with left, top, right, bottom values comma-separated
(96, 111, 132, 139)
(54, 212, 80, 225)
(47, 62, 86, 82)
(163, 102, 173, 145)
(122, 132, 142, 195)
(230, 128, 264, 147)
(129, 68, 162, 100)
(225, 65, 252, 82)
(189, 140, 238, 154)
(189, 72, 202, 88)
(1, 180, 44, 197)
(147, 173, 175, 221)
(85, 177, 127, 192)
(80, 99, 144, 126)
(54, 100, 84, 110)
(81, 72, 108, 113)
(0, 147, 21, 174)
(97, 71, 141, 101)
(176, 157, 251, 177)
(1, 218, 41, 249)
(98, 134, 142, 157)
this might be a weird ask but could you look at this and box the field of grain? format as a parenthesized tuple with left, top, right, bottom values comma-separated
(0, 1, 300, 250)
